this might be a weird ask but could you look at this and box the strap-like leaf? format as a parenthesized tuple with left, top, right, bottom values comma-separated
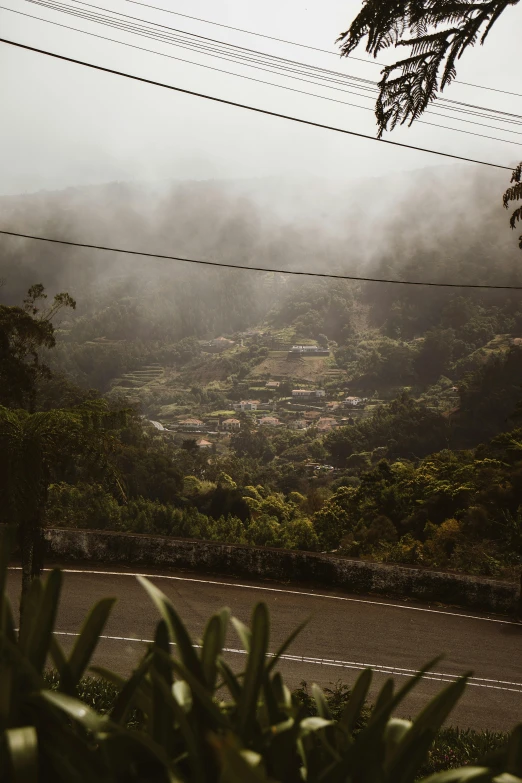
(5, 726, 38, 783)
(217, 657, 242, 702)
(65, 597, 116, 691)
(26, 569, 62, 674)
(138, 576, 204, 682)
(265, 616, 309, 675)
(231, 616, 252, 653)
(339, 668, 372, 735)
(237, 603, 270, 735)
(40, 689, 108, 733)
(506, 723, 522, 776)
(105, 652, 154, 723)
(312, 684, 332, 720)
(201, 610, 229, 691)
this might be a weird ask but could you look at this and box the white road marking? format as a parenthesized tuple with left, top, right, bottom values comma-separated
(53, 630, 522, 695)
(10, 565, 520, 626)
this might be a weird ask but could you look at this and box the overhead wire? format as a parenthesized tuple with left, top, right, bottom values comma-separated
(25, 0, 522, 123)
(0, 36, 514, 170)
(124, 0, 522, 99)
(2, 5, 521, 146)
(2, 229, 522, 290)
(7, 0, 522, 145)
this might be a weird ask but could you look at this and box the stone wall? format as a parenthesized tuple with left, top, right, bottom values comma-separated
(44, 528, 520, 615)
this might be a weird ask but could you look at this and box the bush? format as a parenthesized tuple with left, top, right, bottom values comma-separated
(2, 526, 521, 782)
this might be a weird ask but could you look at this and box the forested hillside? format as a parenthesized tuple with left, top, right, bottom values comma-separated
(1, 167, 521, 578)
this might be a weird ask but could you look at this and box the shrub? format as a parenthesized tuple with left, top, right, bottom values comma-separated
(1, 526, 521, 782)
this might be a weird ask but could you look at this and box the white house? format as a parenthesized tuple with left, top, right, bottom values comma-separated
(292, 389, 326, 398)
(344, 396, 364, 407)
(290, 419, 308, 430)
(222, 418, 241, 431)
(239, 400, 260, 411)
(289, 345, 329, 355)
(178, 419, 204, 431)
(258, 416, 281, 427)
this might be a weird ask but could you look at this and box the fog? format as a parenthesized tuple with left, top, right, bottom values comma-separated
(0, 0, 520, 195)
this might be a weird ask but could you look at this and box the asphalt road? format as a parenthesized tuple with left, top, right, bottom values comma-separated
(7, 564, 522, 731)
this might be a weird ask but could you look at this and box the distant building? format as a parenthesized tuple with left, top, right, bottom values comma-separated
(292, 389, 326, 398)
(290, 419, 308, 430)
(265, 381, 280, 389)
(178, 419, 204, 431)
(239, 400, 260, 411)
(344, 396, 364, 407)
(304, 411, 321, 420)
(196, 438, 213, 449)
(258, 416, 281, 427)
(222, 418, 241, 431)
(203, 336, 235, 352)
(316, 417, 339, 432)
(289, 344, 329, 355)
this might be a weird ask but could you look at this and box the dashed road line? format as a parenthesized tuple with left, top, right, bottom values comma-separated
(53, 630, 522, 694)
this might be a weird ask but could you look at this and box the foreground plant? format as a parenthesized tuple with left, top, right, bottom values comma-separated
(1, 527, 521, 781)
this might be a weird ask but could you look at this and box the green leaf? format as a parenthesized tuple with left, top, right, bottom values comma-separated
(148, 669, 208, 783)
(231, 616, 252, 653)
(40, 689, 109, 732)
(26, 569, 62, 674)
(0, 525, 15, 632)
(91, 663, 153, 716)
(18, 578, 43, 652)
(201, 609, 229, 690)
(65, 597, 116, 691)
(172, 680, 193, 713)
(104, 652, 154, 723)
(300, 716, 334, 732)
(5, 726, 38, 783)
(387, 676, 470, 780)
(217, 658, 242, 702)
(138, 576, 204, 682)
(506, 724, 522, 776)
(312, 683, 332, 720)
(420, 768, 492, 783)
(265, 616, 309, 675)
(157, 649, 230, 729)
(237, 603, 270, 734)
(339, 668, 372, 735)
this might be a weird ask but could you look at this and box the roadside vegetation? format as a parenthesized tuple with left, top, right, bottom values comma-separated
(0, 533, 519, 781)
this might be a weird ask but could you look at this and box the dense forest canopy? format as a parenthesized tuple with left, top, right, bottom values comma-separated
(1, 166, 521, 580)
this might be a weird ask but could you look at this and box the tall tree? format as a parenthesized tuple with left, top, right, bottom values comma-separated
(337, 1, 521, 246)
(0, 400, 126, 611)
(0, 284, 76, 411)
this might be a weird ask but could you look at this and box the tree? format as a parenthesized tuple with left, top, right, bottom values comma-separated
(0, 400, 126, 611)
(338, 1, 522, 245)
(0, 284, 76, 411)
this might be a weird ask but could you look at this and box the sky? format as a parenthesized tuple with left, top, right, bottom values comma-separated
(0, 0, 521, 195)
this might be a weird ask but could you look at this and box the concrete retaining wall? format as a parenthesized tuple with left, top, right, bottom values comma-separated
(44, 528, 520, 615)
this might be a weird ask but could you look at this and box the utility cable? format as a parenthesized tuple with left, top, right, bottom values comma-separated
(0, 37, 514, 170)
(123, 0, 522, 99)
(2, 6, 519, 146)
(2, 230, 522, 290)
(25, 0, 522, 123)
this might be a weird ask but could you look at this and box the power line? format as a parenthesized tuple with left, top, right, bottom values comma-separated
(2, 6, 520, 146)
(27, 0, 522, 124)
(124, 0, 522, 99)
(0, 37, 513, 170)
(2, 230, 522, 290)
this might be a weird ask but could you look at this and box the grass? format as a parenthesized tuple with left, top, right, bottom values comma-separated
(42, 673, 508, 776)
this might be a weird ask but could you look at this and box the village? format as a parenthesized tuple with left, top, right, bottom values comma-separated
(146, 336, 371, 452)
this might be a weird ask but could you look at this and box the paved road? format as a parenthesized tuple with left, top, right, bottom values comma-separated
(7, 564, 522, 731)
